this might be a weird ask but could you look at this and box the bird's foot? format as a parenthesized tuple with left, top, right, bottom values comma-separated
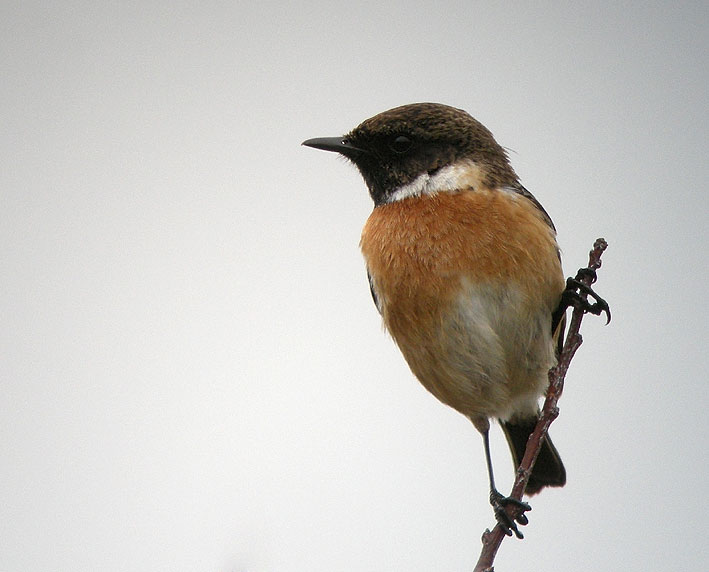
(489, 489, 531, 539)
(560, 268, 611, 324)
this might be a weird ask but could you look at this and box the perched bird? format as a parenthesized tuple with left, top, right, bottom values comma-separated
(303, 103, 570, 538)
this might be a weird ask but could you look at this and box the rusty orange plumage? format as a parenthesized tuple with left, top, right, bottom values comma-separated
(361, 189, 564, 422)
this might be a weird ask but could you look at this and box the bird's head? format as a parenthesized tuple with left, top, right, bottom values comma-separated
(303, 103, 519, 206)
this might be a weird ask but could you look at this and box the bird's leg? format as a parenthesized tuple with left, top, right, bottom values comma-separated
(552, 268, 611, 333)
(482, 428, 530, 539)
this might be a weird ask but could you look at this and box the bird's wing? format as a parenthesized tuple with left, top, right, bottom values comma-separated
(366, 269, 382, 315)
(513, 184, 556, 232)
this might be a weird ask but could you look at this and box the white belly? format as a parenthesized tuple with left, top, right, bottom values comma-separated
(388, 279, 556, 421)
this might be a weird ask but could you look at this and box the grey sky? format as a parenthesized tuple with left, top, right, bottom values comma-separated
(1, 2, 707, 571)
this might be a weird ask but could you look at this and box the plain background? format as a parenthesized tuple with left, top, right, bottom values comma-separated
(2, 2, 707, 571)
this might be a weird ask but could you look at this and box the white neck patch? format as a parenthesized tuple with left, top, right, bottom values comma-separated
(386, 159, 485, 203)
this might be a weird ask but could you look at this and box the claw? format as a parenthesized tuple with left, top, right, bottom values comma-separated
(490, 490, 531, 539)
(574, 267, 598, 285)
(563, 276, 611, 324)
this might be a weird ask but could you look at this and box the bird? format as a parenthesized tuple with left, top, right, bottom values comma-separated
(303, 102, 572, 538)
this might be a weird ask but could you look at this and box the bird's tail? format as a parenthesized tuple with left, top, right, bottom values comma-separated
(500, 418, 566, 496)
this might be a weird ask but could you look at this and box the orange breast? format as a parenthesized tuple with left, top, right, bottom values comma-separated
(361, 189, 562, 317)
(360, 189, 565, 416)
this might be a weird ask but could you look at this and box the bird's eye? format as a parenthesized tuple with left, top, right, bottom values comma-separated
(389, 135, 413, 154)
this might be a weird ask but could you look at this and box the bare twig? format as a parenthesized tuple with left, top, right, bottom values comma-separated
(473, 238, 609, 572)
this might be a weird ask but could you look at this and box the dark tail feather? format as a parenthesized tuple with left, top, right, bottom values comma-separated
(500, 418, 566, 496)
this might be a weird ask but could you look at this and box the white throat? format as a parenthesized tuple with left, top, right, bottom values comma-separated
(386, 159, 485, 203)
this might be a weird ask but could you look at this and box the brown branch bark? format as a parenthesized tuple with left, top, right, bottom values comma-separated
(473, 238, 609, 572)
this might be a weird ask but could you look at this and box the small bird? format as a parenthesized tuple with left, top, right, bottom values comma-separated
(303, 103, 572, 538)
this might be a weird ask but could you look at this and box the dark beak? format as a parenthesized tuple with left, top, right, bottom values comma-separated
(302, 137, 367, 157)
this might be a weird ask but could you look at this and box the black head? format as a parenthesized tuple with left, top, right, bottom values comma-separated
(303, 103, 519, 205)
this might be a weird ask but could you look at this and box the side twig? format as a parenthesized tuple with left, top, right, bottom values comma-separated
(473, 238, 609, 572)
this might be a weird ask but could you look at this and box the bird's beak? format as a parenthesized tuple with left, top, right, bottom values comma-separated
(302, 137, 367, 157)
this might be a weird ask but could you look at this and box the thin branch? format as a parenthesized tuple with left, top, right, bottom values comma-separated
(473, 238, 609, 572)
